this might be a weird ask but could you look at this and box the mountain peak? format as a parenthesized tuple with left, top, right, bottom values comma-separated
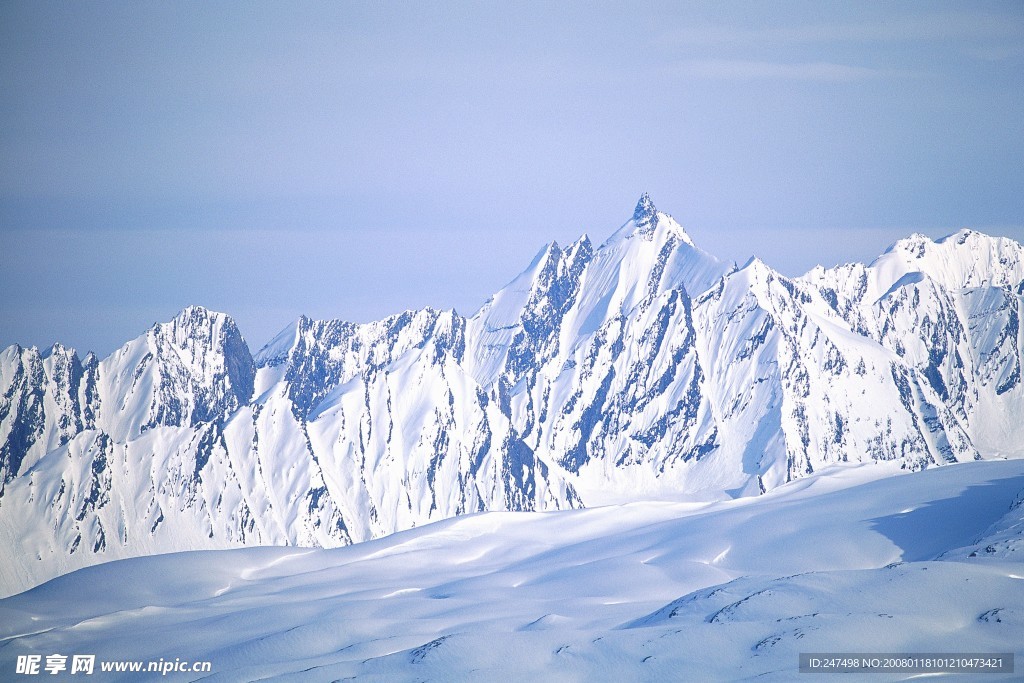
(633, 193, 657, 224)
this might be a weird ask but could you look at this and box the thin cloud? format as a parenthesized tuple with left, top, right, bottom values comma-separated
(967, 44, 1024, 62)
(659, 12, 1022, 48)
(670, 59, 913, 82)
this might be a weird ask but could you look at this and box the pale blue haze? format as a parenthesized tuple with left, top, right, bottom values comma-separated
(1, 1, 1022, 354)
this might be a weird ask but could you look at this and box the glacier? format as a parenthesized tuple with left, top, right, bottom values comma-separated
(1, 195, 1023, 597)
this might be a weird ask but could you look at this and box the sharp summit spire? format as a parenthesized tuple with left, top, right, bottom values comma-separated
(633, 193, 657, 224)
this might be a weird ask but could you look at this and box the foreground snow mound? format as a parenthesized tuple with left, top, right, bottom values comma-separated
(1, 461, 1022, 681)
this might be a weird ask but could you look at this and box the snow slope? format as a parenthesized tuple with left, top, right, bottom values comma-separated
(2, 196, 1023, 597)
(1, 460, 1022, 681)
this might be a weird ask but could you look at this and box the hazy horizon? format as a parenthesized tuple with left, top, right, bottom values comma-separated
(3, 1, 1022, 355)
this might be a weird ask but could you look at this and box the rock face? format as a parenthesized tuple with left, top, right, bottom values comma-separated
(1, 197, 1022, 595)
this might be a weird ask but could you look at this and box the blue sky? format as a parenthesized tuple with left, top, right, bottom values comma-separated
(2, 1, 1022, 355)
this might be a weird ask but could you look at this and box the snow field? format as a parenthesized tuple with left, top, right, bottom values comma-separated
(2, 460, 1022, 680)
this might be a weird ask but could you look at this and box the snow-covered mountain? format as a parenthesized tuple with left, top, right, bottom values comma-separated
(2, 195, 1023, 596)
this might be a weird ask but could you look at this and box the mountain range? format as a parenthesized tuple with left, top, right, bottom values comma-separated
(2, 195, 1022, 596)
